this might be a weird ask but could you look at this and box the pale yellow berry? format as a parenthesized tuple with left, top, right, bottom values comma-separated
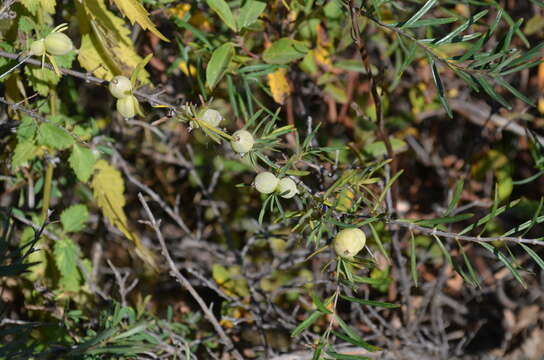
(199, 108, 223, 127)
(333, 228, 366, 259)
(116, 95, 138, 118)
(109, 76, 133, 99)
(30, 39, 46, 56)
(276, 178, 298, 198)
(231, 130, 254, 153)
(254, 172, 279, 194)
(44, 32, 73, 56)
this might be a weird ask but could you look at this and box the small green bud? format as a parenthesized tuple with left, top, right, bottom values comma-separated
(254, 172, 279, 194)
(333, 228, 366, 259)
(231, 130, 254, 153)
(199, 108, 223, 127)
(109, 76, 133, 99)
(30, 39, 46, 56)
(44, 32, 73, 56)
(276, 177, 298, 198)
(116, 95, 138, 118)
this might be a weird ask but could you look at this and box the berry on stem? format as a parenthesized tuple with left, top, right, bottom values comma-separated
(30, 39, 46, 56)
(254, 172, 279, 194)
(44, 32, 73, 56)
(116, 95, 138, 118)
(333, 228, 366, 259)
(109, 76, 133, 99)
(276, 177, 298, 198)
(199, 108, 223, 127)
(231, 129, 254, 153)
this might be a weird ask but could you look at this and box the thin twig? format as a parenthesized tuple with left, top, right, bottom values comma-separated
(137, 193, 244, 360)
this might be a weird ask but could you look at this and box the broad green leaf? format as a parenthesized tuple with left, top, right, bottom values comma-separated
(54, 237, 81, 292)
(69, 144, 97, 182)
(206, 0, 237, 31)
(111, 0, 169, 41)
(263, 38, 309, 64)
(37, 123, 74, 149)
(206, 42, 234, 90)
(60, 204, 89, 233)
(12, 141, 38, 168)
(237, 0, 266, 30)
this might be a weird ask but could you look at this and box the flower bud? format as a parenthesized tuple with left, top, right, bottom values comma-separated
(333, 228, 366, 259)
(109, 75, 133, 99)
(30, 39, 46, 56)
(254, 172, 279, 194)
(199, 108, 223, 127)
(116, 95, 138, 118)
(231, 129, 254, 153)
(276, 177, 298, 198)
(44, 32, 73, 56)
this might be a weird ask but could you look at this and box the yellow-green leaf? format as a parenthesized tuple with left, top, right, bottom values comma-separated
(91, 160, 157, 270)
(111, 0, 169, 41)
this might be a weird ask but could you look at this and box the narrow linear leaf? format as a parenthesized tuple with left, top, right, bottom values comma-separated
(291, 311, 322, 337)
(429, 57, 452, 118)
(339, 294, 399, 308)
(400, 0, 438, 28)
(479, 242, 527, 288)
(410, 232, 418, 287)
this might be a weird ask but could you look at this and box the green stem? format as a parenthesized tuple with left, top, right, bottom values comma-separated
(40, 160, 54, 225)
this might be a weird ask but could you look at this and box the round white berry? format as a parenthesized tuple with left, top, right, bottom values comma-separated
(231, 130, 254, 153)
(109, 76, 133, 99)
(276, 177, 298, 198)
(333, 228, 366, 259)
(199, 108, 223, 127)
(44, 32, 73, 56)
(254, 172, 279, 194)
(116, 95, 137, 118)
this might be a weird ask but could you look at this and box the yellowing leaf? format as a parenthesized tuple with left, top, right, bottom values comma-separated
(76, 0, 150, 82)
(111, 0, 169, 41)
(20, 0, 56, 14)
(313, 46, 332, 67)
(91, 160, 157, 270)
(267, 68, 291, 105)
(179, 60, 197, 76)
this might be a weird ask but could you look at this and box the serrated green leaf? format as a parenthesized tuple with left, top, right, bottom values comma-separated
(54, 237, 81, 292)
(60, 204, 89, 233)
(263, 38, 309, 64)
(237, 0, 266, 30)
(12, 141, 38, 168)
(69, 144, 97, 182)
(206, 0, 237, 31)
(206, 42, 234, 90)
(37, 123, 74, 149)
